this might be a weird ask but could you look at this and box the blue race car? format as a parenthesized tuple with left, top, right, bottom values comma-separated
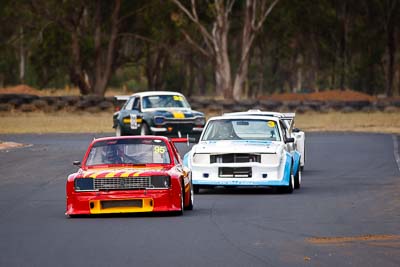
(113, 91, 205, 138)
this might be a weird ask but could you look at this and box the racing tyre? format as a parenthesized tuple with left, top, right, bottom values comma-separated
(140, 123, 150, 136)
(294, 169, 301, 189)
(300, 149, 305, 171)
(185, 182, 194, 210)
(175, 184, 184, 216)
(115, 124, 124, 136)
(279, 174, 294, 194)
(67, 214, 81, 218)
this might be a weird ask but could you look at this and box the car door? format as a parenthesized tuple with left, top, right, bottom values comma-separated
(116, 97, 140, 131)
(117, 96, 134, 121)
(127, 97, 142, 131)
(279, 120, 296, 153)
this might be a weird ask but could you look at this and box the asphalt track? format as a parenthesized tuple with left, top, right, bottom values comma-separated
(0, 133, 399, 267)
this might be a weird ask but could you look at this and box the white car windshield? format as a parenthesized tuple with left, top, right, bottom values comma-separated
(202, 119, 281, 141)
(142, 95, 191, 109)
(86, 139, 170, 166)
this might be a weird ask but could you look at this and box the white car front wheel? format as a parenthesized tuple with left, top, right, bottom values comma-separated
(294, 169, 301, 189)
(116, 125, 122, 136)
(140, 123, 150, 135)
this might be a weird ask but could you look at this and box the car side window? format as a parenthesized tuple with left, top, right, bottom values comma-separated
(279, 121, 289, 142)
(132, 97, 140, 110)
(169, 141, 181, 165)
(124, 98, 134, 110)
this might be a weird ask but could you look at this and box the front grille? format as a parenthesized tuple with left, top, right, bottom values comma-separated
(163, 118, 195, 123)
(211, 153, 261, 163)
(219, 167, 252, 178)
(94, 177, 151, 190)
(75, 176, 170, 191)
(164, 123, 194, 132)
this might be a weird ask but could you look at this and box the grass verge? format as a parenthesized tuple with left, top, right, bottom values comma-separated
(0, 112, 114, 134)
(295, 112, 400, 134)
(0, 111, 399, 134)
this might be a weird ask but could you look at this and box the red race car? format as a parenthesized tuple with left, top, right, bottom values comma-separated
(66, 136, 194, 216)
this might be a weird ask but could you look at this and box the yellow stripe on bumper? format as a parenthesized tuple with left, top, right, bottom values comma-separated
(89, 198, 154, 214)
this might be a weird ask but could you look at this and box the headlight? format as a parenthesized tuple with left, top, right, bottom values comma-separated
(261, 154, 279, 165)
(193, 153, 210, 164)
(75, 178, 94, 191)
(195, 117, 205, 126)
(154, 116, 165, 124)
(150, 175, 170, 188)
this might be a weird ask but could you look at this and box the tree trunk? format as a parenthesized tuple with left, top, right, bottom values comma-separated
(145, 46, 168, 90)
(232, 0, 278, 100)
(158, 50, 168, 90)
(331, 55, 336, 89)
(185, 54, 195, 97)
(70, 31, 91, 95)
(295, 53, 303, 93)
(397, 61, 400, 96)
(213, 9, 232, 98)
(233, 0, 253, 100)
(338, 1, 348, 91)
(93, 1, 103, 95)
(19, 27, 25, 84)
(215, 53, 232, 98)
(93, 0, 121, 96)
(385, 17, 396, 97)
(232, 63, 247, 100)
(172, 0, 278, 99)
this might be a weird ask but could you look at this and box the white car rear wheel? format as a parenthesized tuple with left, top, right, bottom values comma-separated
(294, 169, 301, 189)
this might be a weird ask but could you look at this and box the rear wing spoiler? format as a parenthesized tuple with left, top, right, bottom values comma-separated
(114, 95, 131, 111)
(281, 113, 296, 119)
(170, 137, 197, 146)
(115, 95, 130, 101)
(281, 113, 296, 133)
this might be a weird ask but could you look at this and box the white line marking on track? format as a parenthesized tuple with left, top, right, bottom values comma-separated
(393, 135, 400, 173)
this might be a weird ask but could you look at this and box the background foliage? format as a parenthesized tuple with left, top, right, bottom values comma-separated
(0, 0, 399, 97)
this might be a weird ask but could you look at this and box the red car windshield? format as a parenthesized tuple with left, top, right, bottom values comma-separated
(85, 139, 171, 166)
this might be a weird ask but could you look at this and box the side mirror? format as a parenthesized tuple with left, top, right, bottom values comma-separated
(285, 137, 295, 143)
(293, 128, 301, 133)
(73, 160, 81, 166)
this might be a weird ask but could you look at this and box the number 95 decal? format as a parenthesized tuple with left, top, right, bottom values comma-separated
(154, 146, 166, 154)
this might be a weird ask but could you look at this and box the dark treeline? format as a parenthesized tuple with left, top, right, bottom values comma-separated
(0, 0, 399, 99)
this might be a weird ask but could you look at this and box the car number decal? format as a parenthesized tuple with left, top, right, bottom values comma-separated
(154, 146, 166, 154)
(173, 95, 183, 101)
(130, 114, 138, 129)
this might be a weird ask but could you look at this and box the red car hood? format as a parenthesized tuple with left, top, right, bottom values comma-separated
(77, 166, 172, 178)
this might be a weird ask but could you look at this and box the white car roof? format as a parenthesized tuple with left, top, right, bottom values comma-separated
(131, 91, 185, 97)
(208, 114, 281, 122)
(224, 109, 295, 119)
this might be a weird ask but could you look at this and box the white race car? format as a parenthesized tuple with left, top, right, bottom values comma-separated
(183, 115, 302, 193)
(224, 110, 305, 170)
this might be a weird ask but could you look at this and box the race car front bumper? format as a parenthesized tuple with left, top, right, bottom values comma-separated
(191, 158, 292, 187)
(66, 189, 181, 215)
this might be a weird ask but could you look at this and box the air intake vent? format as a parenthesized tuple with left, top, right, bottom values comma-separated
(211, 153, 260, 163)
(218, 167, 252, 178)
